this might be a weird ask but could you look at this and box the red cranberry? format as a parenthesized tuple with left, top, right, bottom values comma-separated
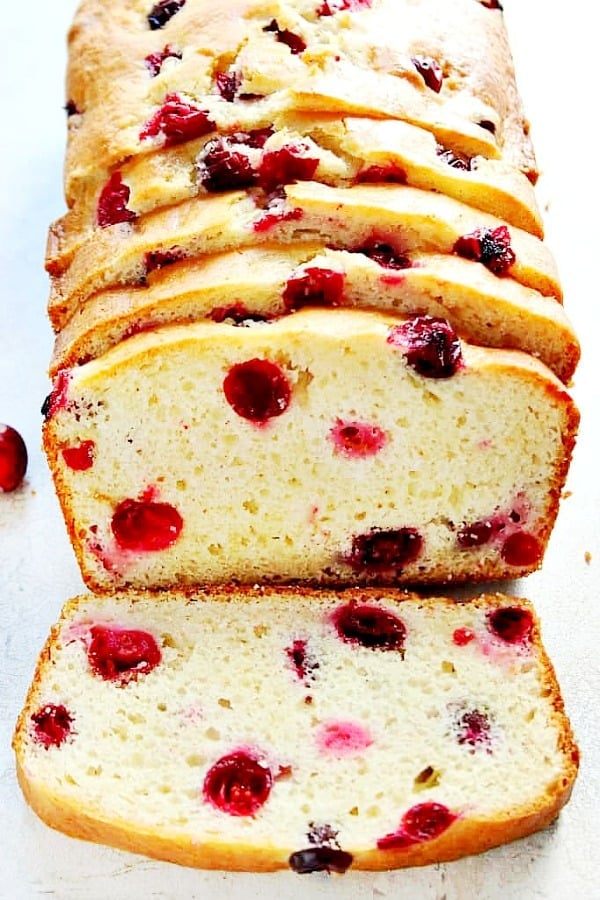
(452, 627, 475, 646)
(487, 606, 533, 644)
(144, 44, 182, 77)
(96, 173, 136, 228)
(436, 144, 473, 171)
(262, 19, 306, 54)
(197, 136, 257, 192)
(253, 190, 303, 232)
(318, 0, 372, 14)
(258, 144, 319, 192)
(377, 802, 457, 850)
(356, 164, 407, 184)
(111, 497, 183, 551)
(140, 93, 215, 146)
(481, 0, 503, 9)
(223, 359, 291, 422)
(332, 602, 406, 651)
(145, 248, 184, 273)
(348, 528, 423, 573)
(388, 316, 463, 378)
(147, 0, 186, 29)
(31, 704, 74, 748)
(412, 55, 443, 93)
(215, 71, 240, 102)
(0, 424, 27, 492)
(454, 225, 515, 276)
(456, 519, 493, 548)
(501, 532, 543, 567)
(455, 707, 492, 750)
(288, 846, 353, 874)
(61, 440, 95, 471)
(329, 419, 387, 458)
(203, 751, 273, 816)
(283, 267, 344, 311)
(354, 241, 411, 270)
(286, 639, 319, 682)
(87, 625, 162, 683)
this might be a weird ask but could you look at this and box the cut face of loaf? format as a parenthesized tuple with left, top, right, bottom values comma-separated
(13, 588, 579, 873)
(42, 308, 578, 592)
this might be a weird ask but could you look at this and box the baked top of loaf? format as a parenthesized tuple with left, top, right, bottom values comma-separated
(13, 588, 579, 873)
(42, 307, 578, 591)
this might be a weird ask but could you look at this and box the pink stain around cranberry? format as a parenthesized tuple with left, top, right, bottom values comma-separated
(329, 419, 387, 458)
(203, 751, 273, 816)
(87, 625, 162, 683)
(0, 424, 28, 492)
(283, 267, 344, 311)
(31, 704, 74, 748)
(223, 358, 291, 423)
(332, 602, 406, 651)
(111, 497, 183, 551)
(454, 706, 492, 752)
(387, 315, 463, 378)
(486, 606, 533, 645)
(96, 172, 136, 228)
(316, 720, 373, 756)
(377, 801, 457, 850)
(140, 93, 215, 146)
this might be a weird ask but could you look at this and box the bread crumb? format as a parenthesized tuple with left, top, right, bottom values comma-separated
(584, 551, 592, 564)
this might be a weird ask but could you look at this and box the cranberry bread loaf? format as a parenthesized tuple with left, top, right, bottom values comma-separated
(13, 588, 579, 873)
(42, 308, 578, 592)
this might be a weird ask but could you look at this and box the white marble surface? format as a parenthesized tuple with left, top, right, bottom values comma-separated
(0, 2, 598, 897)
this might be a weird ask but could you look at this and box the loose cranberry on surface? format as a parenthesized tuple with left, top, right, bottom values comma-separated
(388, 315, 463, 378)
(31, 704, 74, 748)
(258, 144, 319, 192)
(283, 267, 344, 311)
(348, 528, 423, 574)
(0, 424, 27, 492)
(144, 44, 182, 77)
(111, 497, 183, 551)
(263, 19, 306, 55)
(61, 440, 95, 472)
(454, 225, 515, 276)
(96, 173, 136, 228)
(223, 358, 291, 423)
(203, 751, 273, 816)
(197, 135, 257, 192)
(353, 241, 411, 270)
(501, 531, 543, 567)
(140, 93, 215, 146)
(316, 720, 373, 755)
(486, 605, 533, 645)
(87, 625, 162, 683)
(288, 846, 353, 874)
(147, 0, 186, 29)
(377, 802, 457, 850)
(329, 419, 387, 458)
(411, 55, 443, 93)
(332, 602, 406, 651)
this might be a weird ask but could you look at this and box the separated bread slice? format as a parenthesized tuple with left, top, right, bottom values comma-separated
(42, 308, 577, 592)
(13, 588, 579, 872)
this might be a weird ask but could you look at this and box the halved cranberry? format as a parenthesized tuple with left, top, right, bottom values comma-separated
(455, 707, 492, 750)
(288, 846, 353, 874)
(223, 358, 291, 422)
(147, 0, 186, 29)
(203, 751, 273, 816)
(96, 173, 136, 228)
(318, 0, 372, 14)
(197, 135, 257, 192)
(411, 55, 443, 93)
(144, 44, 182, 77)
(215, 71, 240, 102)
(258, 144, 319, 192)
(31, 704, 74, 748)
(354, 241, 411, 270)
(286, 639, 319, 682)
(454, 225, 515, 276)
(87, 625, 162, 683)
(111, 497, 183, 551)
(457, 519, 493, 548)
(377, 802, 457, 850)
(332, 602, 406, 651)
(436, 145, 473, 171)
(501, 532, 543, 567)
(263, 19, 306, 54)
(329, 419, 387, 458)
(452, 627, 475, 646)
(348, 528, 423, 573)
(388, 316, 463, 378)
(487, 606, 533, 644)
(283, 267, 344, 311)
(140, 93, 215, 146)
(0, 424, 27, 492)
(61, 440, 95, 471)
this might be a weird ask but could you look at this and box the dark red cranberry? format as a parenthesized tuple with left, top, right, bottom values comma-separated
(330, 419, 387, 458)
(452, 627, 475, 646)
(31, 704, 74, 748)
(354, 241, 411, 270)
(332, 602, 406, 651)
(215, 71, 240, 102)
(487, 605, 533, 644)
(455, 707, 492, 750)
(145, 247, 184, 273)
(203, 751, 273, 816)
(457, 519, 493, 548)
(436, 144, 473, 171)
(286, 639, 319, 682)
(223, 359, 291, 422)
(0, 424, 28, 492)
(388, 316, 463, 378)
(480, 0, 503, 9)
(87, 625, 162, 683)
(411, 55, 443, 93)
(348, 528, 423, 573)
(144, 44, 182, 77)
(478, 119, 497, 135)
(356, 164, 407, 184)
(318, 0, 372, 14)
(263, 19, 306, 54)
(377, 802, 457, 850)
(96, 173, 136, 228)
(258, 144, 319, 192)
(454, 225, 515, 276)
(65, 100, 80, 117)
(288, 846, 353, 874)
(283, 267, 344, 311)
(197, 136, 257, 192)
(42, 370, 71, 420)
(147, 0, 186, 29)
(501, 532, 543, 567)
(209, 303, 268, 324)
(111, 497, 183, 551)
(140, 93, 215, 146)
(61, 440, 95, 471)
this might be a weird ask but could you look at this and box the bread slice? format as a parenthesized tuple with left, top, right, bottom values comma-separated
(13, 587, 579, 873)
(42, 307, 578, 592)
